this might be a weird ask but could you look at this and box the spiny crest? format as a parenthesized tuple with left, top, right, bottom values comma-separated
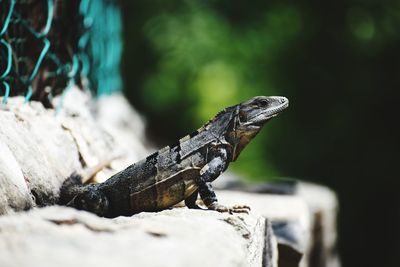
(198, 105, 237, 132)
(164, 103, 238, 151)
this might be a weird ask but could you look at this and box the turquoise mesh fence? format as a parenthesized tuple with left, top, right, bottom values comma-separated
(79, 0, 123, 97)
(0, 0, 123, 107)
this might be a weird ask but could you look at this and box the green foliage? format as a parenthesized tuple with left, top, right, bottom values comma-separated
(142, 2, 301, 118)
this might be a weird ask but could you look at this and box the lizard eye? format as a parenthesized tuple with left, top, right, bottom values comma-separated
(259, 99, 268, 107)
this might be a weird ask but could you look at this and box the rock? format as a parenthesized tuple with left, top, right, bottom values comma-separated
(0, 103, 80, 207)
(217, 190, 310, 231)
(296, 182, 340, 267)
(217, 190, 310, 267)
(0, 89, 151, 214)
(0, 206, 271, 267)
(96, 93, 148, 155)
(215, 181, 340, 267)
(263, 219, 279, 267)
(0, 140, 33, 214)
(53, 89, 152, 182)
(272, 221, 305, 267)
(54, 88, 118, 169)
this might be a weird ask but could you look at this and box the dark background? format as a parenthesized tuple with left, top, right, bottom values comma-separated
(119, 1, 400, 266)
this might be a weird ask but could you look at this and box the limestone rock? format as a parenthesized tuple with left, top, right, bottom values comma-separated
(54, 88, 118, 169)
(0, 89, 151, 214)
(217, 190, 310, 266)
(264, 219, 278, 267)
(217, 190, 310, 233)
(0, 102, 80, 208)
(0, 140, 33, 214)
(272, 221, 305, 267)
(296, 182, 340, 267)
(0, 206, 271, 267)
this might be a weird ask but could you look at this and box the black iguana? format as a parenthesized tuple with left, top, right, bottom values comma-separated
(59, 96, 289, 217)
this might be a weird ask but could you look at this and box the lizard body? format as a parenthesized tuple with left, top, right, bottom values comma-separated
(59, 96, 289, 217)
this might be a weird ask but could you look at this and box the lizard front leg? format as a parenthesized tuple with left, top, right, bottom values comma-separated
(194, 148, 250, 214)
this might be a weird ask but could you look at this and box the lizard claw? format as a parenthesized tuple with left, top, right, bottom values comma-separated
(231, 205, 251, 214)
(208, 203, 251, 214)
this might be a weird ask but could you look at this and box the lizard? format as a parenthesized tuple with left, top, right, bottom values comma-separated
(59, 96, 289, 218)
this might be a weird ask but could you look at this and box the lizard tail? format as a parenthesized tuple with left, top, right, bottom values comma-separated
(58, 172, 85, 205)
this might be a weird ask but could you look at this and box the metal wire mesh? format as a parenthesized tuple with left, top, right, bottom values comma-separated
(0, 0, 122, 107)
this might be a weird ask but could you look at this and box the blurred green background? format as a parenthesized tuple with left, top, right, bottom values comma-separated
(119, 0, 399, 266)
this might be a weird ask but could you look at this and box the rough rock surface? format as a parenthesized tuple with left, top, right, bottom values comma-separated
(0, 88, 148, 214)
(217, 186, 340, 267)
(0, 206, 271, 267)
(0, 141, 33, 213)
(0, 99, 81, 210)
(297, 182, 340, 267)
(217, 190, 311, 267)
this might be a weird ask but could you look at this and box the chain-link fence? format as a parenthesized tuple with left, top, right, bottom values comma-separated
(0, 0, 122, 107)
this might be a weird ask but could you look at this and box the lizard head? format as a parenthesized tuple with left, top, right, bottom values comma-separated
(227, 96, 289, 161)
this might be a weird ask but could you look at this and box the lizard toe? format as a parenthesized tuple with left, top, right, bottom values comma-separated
(232, 205, 251, 211)
(208, 203, 251, 214)
(230, 208, 250, 214)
